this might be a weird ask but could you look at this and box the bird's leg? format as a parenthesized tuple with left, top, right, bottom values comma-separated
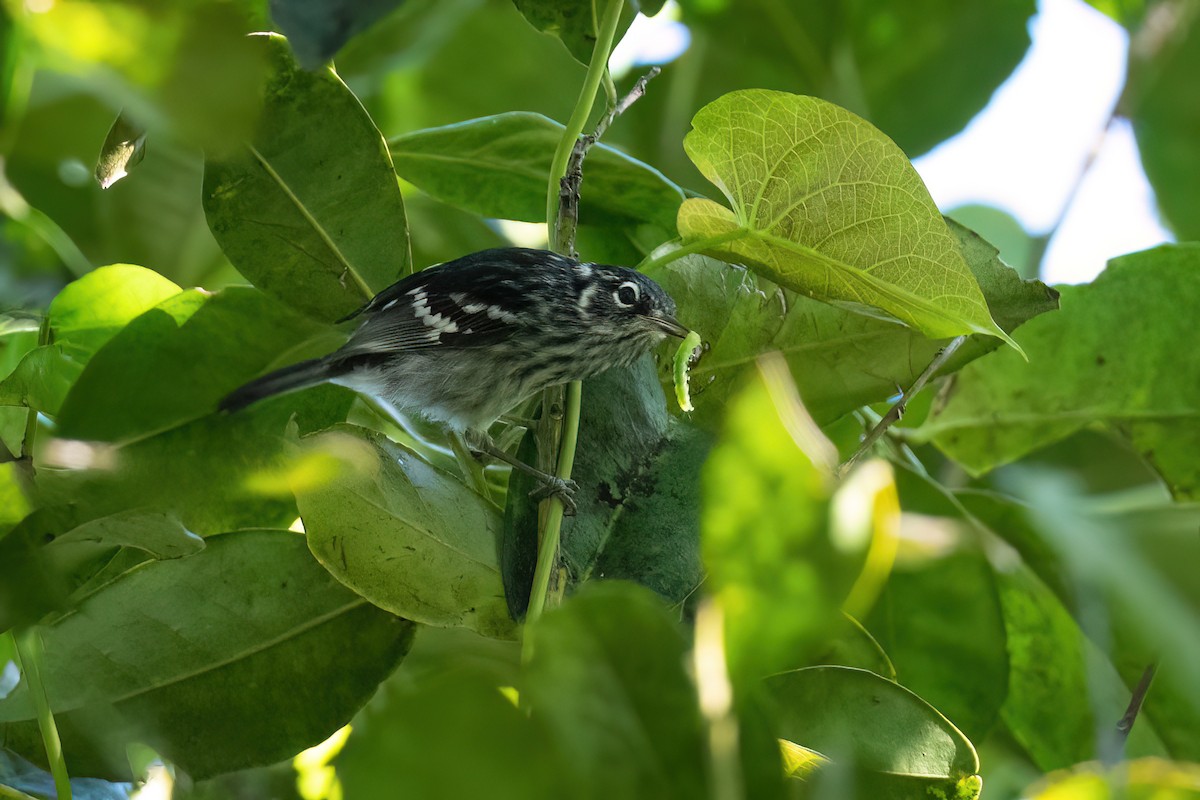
(470, 435, 579, 515)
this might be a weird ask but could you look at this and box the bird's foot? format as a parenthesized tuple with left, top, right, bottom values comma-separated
(529, 476, 580, 516)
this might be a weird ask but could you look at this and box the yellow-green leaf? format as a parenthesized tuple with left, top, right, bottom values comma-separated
(679, 90, 1013, 345)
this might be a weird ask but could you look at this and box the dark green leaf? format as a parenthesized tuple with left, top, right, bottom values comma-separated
(503, 357, 709, 621)
(523, 583, 708, 800)
(766, 666, 980, 799)
(864, 549, 1008, 743)
(337, 668, 566, 800)
(652, 215, 1058, 428)
(995, 562, 1168, 770)
(94, 112, 147, 189)
(296, 424, 516, 639)
(610, 0, 1033, 192)
(203, 34, 410, 322)
(918, 244, 1200, 500)
(389, 112, 685, 230)
(511, 0, 637, 66)
(1125, 3, 1200, 239)
(678, 90, 1009, 343)
(270, 0, 407, 69)
(0, 530, 415, 780)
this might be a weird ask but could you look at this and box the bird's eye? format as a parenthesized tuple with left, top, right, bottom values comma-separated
(616, 283, 639, 306)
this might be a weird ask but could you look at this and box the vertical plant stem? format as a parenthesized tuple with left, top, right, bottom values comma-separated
(527, 0, 624, 638)
(11, 629, 72, 800)
(543, 0, 624, 253)
(20, 317, 50, 462)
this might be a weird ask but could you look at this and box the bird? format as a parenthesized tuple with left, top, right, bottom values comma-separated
(219, 247, 689, 509)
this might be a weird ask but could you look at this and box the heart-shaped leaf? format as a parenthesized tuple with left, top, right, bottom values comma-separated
(678, 90, 1013, 345)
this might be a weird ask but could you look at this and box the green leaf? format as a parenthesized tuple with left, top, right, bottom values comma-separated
(0, 749, 132, 800)
(55, 285, 333, 443)
(766, 666, 980, 798)
(0, 345, 81, 414)
(510, 0, 638, 66)
(502, 358, 709, 620)
(609, 1, 1033, 192)
(678, 90, 1011, 344)
(48, 264, 181, 359)
(0, 462, 31, 536)
(337, 667, 567, 800)
(701, 363, 850, 680)
(987, 470, 1200, 763)
(1125, 3, 1200, 239)
(203, 34, 410, 322)
(389, 112, 685, 230)
(523, 582, 708, 799)
(1023, 758, 1200, 799)
(296, 424, 516, 639)
(650, 218, 1058, 428)
(270, 0, 407, 69)
(0, 506, 204, 633)
(917, 244, 1200, 500)
(94, 111, 147, 190)
(0, 530, 415, 780)
(995, 562, 1168, 770)
(864, 549, 1008, 743)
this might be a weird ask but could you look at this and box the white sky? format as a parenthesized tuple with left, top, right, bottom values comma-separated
(913, 0, 1173, 284)
(615, 0, 1174, 285)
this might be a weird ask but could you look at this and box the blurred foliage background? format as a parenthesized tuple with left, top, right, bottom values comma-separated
(2, 1, 1199, 799)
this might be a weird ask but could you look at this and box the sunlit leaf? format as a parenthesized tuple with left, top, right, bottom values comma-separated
(701, 360, 850, 679)
(678, 90, 1011, 344)
(767, 666, 980, 799)
(49, 264, 182, 357)
(918, 244, 1200, 500)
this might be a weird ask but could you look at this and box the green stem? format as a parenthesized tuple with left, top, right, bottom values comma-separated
(526, 381, 582, 623)
(543, 0, 624, 252)
(525, 0, 623, 638)
(448, 431, 493, 501)
(11, 629, 71, 800)
(637, 229, 748, 274)
(20, 317, 50, 461)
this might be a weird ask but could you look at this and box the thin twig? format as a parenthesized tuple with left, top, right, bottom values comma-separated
(1112, 662, 1158, 758)
(556, 67, 661, 257)
(1028, 113, 1116, 277)
(841, 335, 967, 473)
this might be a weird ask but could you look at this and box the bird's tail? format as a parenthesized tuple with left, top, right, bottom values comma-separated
(219, 358, 333, 413)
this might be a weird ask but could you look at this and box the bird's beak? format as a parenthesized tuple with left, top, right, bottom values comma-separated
(651, 314, 691, 339)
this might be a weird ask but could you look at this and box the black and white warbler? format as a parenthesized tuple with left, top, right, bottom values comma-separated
(220, 247, 689, 507)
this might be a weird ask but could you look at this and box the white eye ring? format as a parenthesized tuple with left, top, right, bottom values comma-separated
(615, 281, 640, 306)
